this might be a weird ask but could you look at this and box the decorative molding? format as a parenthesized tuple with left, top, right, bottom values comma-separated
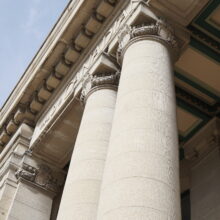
(188, 25, 220, 52)
(0, 0, 122, 149)
(188, 25, 220, 63)
(191, 0, 220, 41)
(117, 20, 179, 63)
(15, 164, 37, 182)
(0, 123, 33, 165)
(175, 86, 218, 117)
(80, 71, 120, 103)
(15, 163, 62, 193)
(184, 118, 220, 165)
(30, 0, 140, 148)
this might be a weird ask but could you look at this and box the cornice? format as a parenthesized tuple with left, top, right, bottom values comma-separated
(0, 0, 84, 122)
(29, 1, 190, 154)
(0, 0, 211, 154)
(0, 124, 33, 166)
(0, 0, 122, 150)
(30, 0, 139, 149)
(0, 162, 18, 189)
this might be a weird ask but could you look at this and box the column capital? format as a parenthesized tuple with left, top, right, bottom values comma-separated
(80, 71, 120, 104)
(117, 20, 180, 63)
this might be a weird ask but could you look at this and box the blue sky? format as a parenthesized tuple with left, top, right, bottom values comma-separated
(0, 0, 69, 108)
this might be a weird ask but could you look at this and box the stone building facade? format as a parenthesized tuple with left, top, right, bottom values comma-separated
(0, 0, 219, 219)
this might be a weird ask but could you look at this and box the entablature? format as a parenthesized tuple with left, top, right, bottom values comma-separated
(30, 1, 190, 154)
(0, 0, 214, 162)
(24, 1, 189, 168)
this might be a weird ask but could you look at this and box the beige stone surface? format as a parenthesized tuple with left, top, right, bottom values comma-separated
(97, 40, 181, 219)
(0, 123, 34, 220)
(148, 0, 209, 26)
(0, 0, 218, 219)
(6, 182, 53, 220)
(191, 147, 220, 220)
(0, 183, 17, 220)
(57, 88, 117, 220)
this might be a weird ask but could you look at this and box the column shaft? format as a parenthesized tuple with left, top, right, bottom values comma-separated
(57, 88, 117, 220)
(97, 39, 181, 219)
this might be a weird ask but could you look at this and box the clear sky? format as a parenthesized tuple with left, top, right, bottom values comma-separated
(0, 0, 69, 108)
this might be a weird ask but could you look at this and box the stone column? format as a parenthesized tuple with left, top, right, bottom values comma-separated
(97, 21, 181, 219)
(57, 72, 119, 220)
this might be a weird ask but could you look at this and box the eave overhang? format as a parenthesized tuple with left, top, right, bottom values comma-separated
(0, 0, 217, 163)
(0, 0, 126, 151)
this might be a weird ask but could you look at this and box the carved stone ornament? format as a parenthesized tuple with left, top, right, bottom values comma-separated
(117, 19, 179, 63)
(15, 163, 61, 193)
(80, 71, 120, 104)
(15, 164, 37, 182)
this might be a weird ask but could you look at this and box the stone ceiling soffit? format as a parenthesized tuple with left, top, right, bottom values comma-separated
(30, 100, 82, 168)
(147, 0, 210, 26)
(183, 117, 220, 166)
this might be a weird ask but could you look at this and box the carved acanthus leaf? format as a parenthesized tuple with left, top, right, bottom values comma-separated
(117, 20, 179, 62)
(81, 71, 120, 104)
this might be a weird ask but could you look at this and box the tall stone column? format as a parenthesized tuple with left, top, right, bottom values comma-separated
(57, 72, 119, 220)
(97, 21, 181, 219)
